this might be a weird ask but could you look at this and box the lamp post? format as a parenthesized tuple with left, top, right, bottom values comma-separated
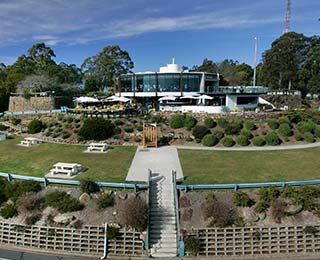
(253, 36, 258, 87)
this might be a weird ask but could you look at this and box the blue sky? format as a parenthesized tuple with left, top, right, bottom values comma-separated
(0, 0, 319, 72)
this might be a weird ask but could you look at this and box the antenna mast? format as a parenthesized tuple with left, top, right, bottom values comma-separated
(284, 0, 291, 34)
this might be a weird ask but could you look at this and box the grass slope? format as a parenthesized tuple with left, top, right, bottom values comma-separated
(178, 148, 320, 184)
(0, 137, 136, 182)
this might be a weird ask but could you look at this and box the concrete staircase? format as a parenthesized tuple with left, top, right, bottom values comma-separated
(149, 174, 178, 258)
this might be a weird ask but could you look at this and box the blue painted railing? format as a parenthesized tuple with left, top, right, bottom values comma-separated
(3, 107, 67, 116)
(0, 172, 147, 192)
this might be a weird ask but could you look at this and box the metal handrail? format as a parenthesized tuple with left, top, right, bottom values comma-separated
(172, 170, 181, 256)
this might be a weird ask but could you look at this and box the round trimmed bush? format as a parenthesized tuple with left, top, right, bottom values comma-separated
(186, 136, 193, 142)
(170, 115, 185, 129)
(124, 126, 134, 133)
(278, 123, 292, 137)
(80, 180, 99, 194)
(184, 115, 197, 130)
(304, 132, 315, 143)
(296, 120, 316, 134)
(78, 118, 115, 141)
(192, 125, 210, 140)
(114, 119, 124, 126)
(225, 121, 242, 135)
(236, 135, 250, 146)
(267, 119, 279, 130)
(0, 204, 18, 219)
(211, 130, 224, 140)
(265, 132, 281, 146)
(244, 121, 256, 131)
(241, 130, 253, 139)
(315, 126, 320, 138)
(202, 134, 219, 147)
(221, 137, 235, 147)
(294, 132, 304, 141)
(217, 117, 228, 128)
(252, 136, 265, 146)
(28, 119, 44, 134)
(278, 116, 290, 125)
(204, 118, 216, 128)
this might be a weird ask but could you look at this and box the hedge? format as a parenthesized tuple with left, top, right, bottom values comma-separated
(278, 123, 292, 137)
(192, 125, 210, 140)
(221, 137, 235, 147)
(297, 120, 316, 134)
(236, 135, 250, 146)
(252, 136, 265, 146)
(78, 118, 115, 141)
(184, 115, 197, 130)
(265, 132, 281, 146)
(304, 132, 315, 143)
(267, 119, 279, 130)
(211, 130, 224, 140)
(170, 115, 185, 129)
(241, 129, 253, 139)
(202, 134, 219, 147)
(28, 119, 44, 134)
(244, 121, 256, 131)
(204, 118, 216, 128)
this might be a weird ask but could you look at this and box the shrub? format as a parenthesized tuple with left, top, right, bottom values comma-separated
(80, 180, 99, 194)
(192, 125, 210, 140)
(151, 115, 162, 123)
(118, 196, 147, 231)
(159, 136, 170, 145)
(233, 192, 254, 207)
(57, 114, 64, 121)
(97, 194, 114, 209)
(17, 194, 44, 212)
(267, 119, 279, 130)
(203, 199, 233, 227)
(4, 180, 42, 202)
(107, 226, 119, 239)
(265, 132, 281, 146)
(217, 117, 228, 128)
(241, 130, 253, 139)
(11, 117, 21, 125)
(78, 118, 115, 141)
(244, 121, 256, 131)
(25, 213, 41, 225)
(124, 126, 134, 133)
(0, 179, 8, 205)
(304, 132, 315, 143)
(211, 130, 224, 140)
(270, 199, 286, 223)
(61, 131, 71, 139)
(278, 116, 290, 125)
(294, 132, 304, 141)
(255, 186, 280, 213)
(114, 119, 124, 126)
(74, 118, 81, 123)
(46, 191, 84, 213)
(184, 115, 197, 130)
(202, 134, 219, 147)
(236, 135, 250, 146)
(184, 236, 201, 255)
(170, 115, 185, 129)
(66, 116, 74, 123)
(304, 226, 319, 236)
(0, 204, 18, 219)
(136, 125, 143, 131)
(221, 137, 235, 147)
(225, 120, 243, 135)
(314, 126, 320, 138)
(296, 120, 316, 134)
(0, 124, 9, 131)
(278, 123, 292, 137)
(252, 136, 265, 146)
(204, 118, 216, 128)
(186, 136, 193, 142)
(134, 136, 141, 143)
(27, 119, 44, 134)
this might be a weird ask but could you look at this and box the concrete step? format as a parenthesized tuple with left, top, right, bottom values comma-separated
(151, 250, 177, 258)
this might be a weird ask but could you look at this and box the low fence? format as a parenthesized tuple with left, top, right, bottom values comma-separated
(0, 172, 148, 192)
(0, 222, 145, 258)
(188, 226, 320, 257)
(3, 108, 65, 116)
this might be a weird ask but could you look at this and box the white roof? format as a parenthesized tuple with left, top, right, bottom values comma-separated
(158, 96, 177, 101)
(73, 96, 101, 103)
(105, 95, 130, 102)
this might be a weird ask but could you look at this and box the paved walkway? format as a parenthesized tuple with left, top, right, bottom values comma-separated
(126, 146, 183, 182)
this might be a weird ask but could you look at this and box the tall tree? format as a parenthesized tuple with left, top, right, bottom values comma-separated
(234, 63, 253, 85)
(81, 45, 134, 91)
(261, 32, 311, 89)
(194, 58, 218, 73)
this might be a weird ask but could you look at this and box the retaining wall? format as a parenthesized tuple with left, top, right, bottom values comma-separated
(188, 225, 320, 257)
(8, 97, 55, 112)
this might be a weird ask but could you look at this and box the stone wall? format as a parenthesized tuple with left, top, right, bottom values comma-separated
(8, 96, 55, 112)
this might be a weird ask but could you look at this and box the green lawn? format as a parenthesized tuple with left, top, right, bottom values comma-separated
(0, 137, 136, 182)
(178, 148, 320, 184)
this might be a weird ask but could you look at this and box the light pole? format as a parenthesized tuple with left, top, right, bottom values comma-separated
(253, 36, 258, 86)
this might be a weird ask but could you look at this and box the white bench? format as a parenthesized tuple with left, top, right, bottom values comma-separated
(87, 143, 108, 153)
(20, 137, 42, 147)
(50, 162, 83, 177)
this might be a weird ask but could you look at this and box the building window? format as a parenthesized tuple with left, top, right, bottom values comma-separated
(237, 96, 257, 105)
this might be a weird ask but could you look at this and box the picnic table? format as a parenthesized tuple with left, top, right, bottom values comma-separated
(50, 162, 83, 177)
(20, 137, 42, 146)
(87, 143, 108, 153)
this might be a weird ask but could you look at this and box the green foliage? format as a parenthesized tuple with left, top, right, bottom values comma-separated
(236, 135, 250, 146)
(4, 180, 42, 202)
(265, 132, 281, 146)
(61, 131, 71, 139)
(78, 118, 115, 141)
(0, 123, 8, 131)
(57, 114, 64, 121)
(304, 226, 319, 236)
(192, 125, 210, 140)
(278, 123, 292, 137)
(184, 115, 197, 130)
(252, 136, 265, 146)
(97, 194, 114, 209)
(294, 132, 304, 141)
(244, 121, 256, 131)
(136, 125, 143, 131)
(114, 119, 124, 126)
(221, 137, 235, 147)
(304, 132, 315, 143)
(278, 116, 290, 125)
(46, 191, 84, 213)
(186, 136, 193, 142)
(124, 126, 134, 133)
(11, 117, 21, 125)
(241, 129, 253, 139)
(211, 130, 224, 140)
(107, 226, 119, 239)
(80, 180, 99, 194)
(203, 199, 233, 227)
(233, 192, 254, 207)
(217, 117, 228, 128)
(255, 186, 280, 213)
(267, 119, 279, 130)
(224, 120, 243, 135)
(170, 115, 185, 129)
(134, 136, 141, 143)
(184, 236, 201, 255)
(314, 126, 320, 138)
(202, 134, 219, 147)
(0, 204, 18, 219)
(25, 213, 41, 225)
(204, 117, 216, 128)
(27, 119, 44, 134)
(66, 116, 74, 124)
(151, 114, 162, 123)
(284, 186, 320, 212)
(296, 120, 316, 134)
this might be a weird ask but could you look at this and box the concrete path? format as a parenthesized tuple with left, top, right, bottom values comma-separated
(176, 141, 320, 152)
(126, 146, 183, 182)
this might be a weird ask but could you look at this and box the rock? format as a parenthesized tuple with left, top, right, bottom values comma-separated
(79, 193, 90, 203)
(112, 211, 117, 216)
(53, 214, 74, 224)
(243, 209, 259, 222)
(286, 204, 303, 215)
(118, 193, 127, 200)
(103, 190, 113, 196)
(258, 211, 266, 221)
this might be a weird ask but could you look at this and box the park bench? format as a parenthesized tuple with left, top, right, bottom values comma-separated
(50, 162, 83, 177)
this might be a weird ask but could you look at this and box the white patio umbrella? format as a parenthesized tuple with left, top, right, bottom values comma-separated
(158, 96, 177, 101)
(73, 96, 100, 103)
(196, 94, 213, 105)
(105, 95, 130, 102)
